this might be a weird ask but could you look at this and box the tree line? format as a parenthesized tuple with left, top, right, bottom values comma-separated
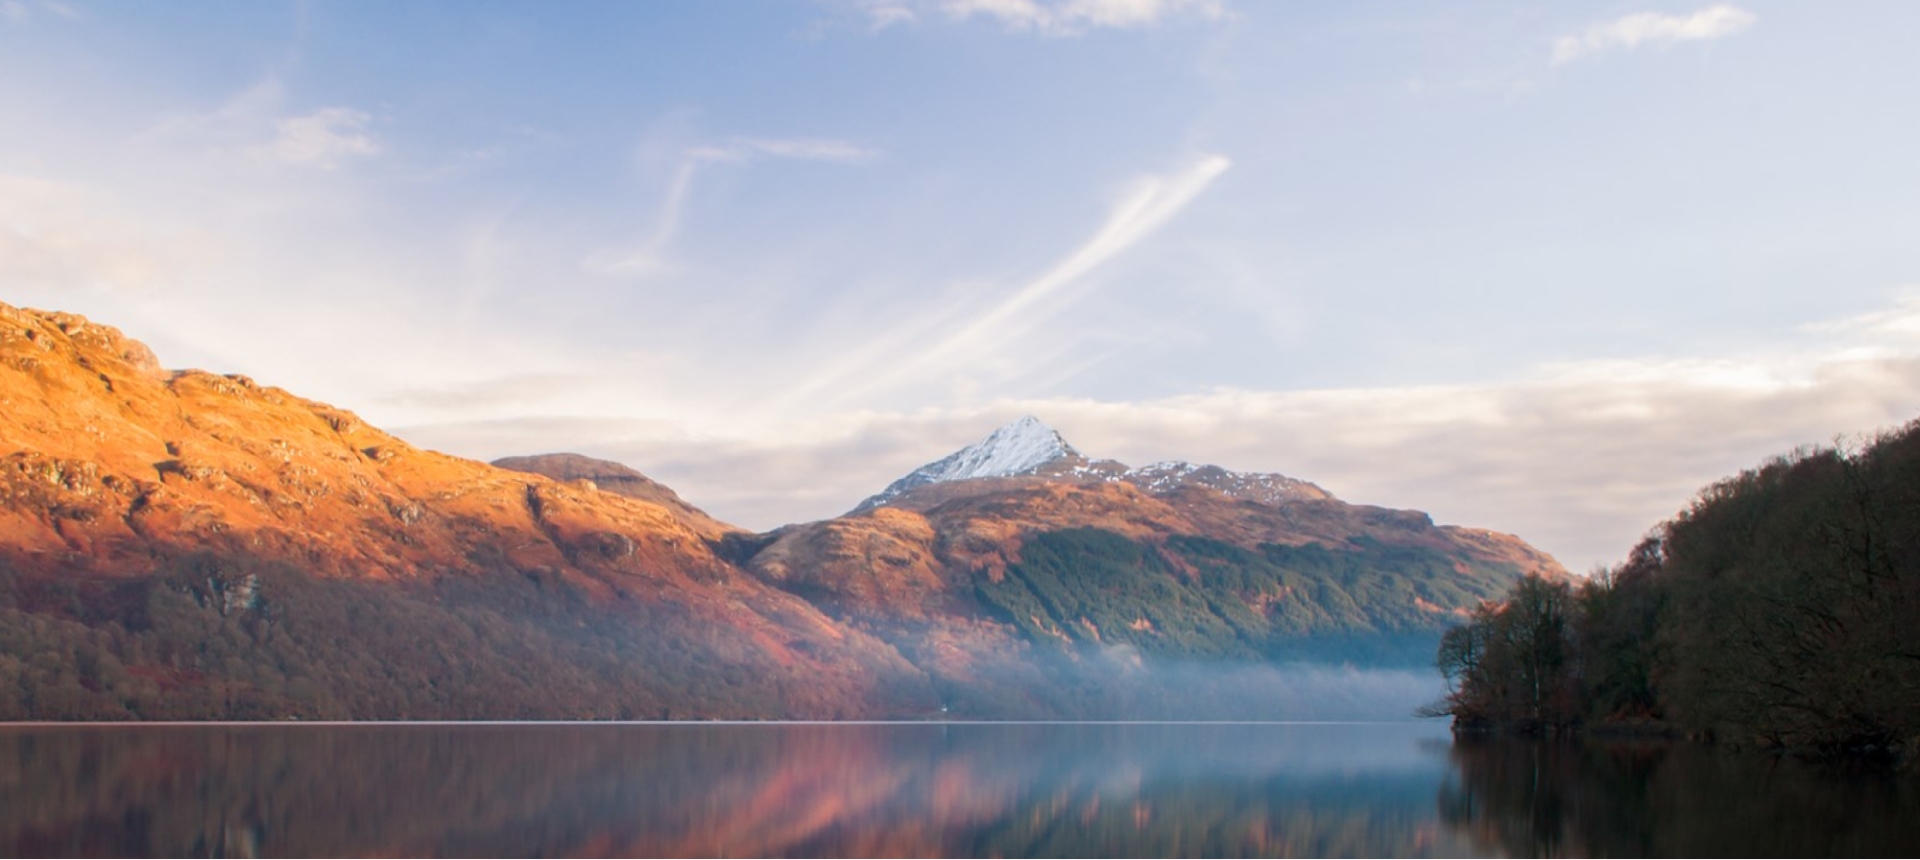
(1434, 418, 1920, 754)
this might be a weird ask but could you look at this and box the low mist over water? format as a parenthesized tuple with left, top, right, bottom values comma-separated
(975, 652, 1452, 721)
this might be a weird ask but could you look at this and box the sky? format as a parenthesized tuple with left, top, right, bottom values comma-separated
(3, 0, 1920, 572)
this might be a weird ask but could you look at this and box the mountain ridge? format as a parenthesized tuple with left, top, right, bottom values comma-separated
(0, 299, 1563, 720)
(858, 415, 1344, 515)
(0, 300, 933, 719)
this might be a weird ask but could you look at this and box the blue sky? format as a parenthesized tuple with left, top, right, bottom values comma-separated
(4, 0, 1920, 570)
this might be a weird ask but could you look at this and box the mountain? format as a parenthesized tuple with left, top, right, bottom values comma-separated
(748, 418, 1561, 713)
(492, 452, 733, 539)
(0, 301, 931, 719)
(0, 301, 1563, 721)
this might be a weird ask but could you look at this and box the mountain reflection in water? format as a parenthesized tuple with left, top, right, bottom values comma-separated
(1, 722, 1464, 857)
(1, 722, 1915, 858)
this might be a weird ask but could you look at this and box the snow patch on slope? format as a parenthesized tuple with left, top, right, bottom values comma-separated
(1126, 460, 1333, 503)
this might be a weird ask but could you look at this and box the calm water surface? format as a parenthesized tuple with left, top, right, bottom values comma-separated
(1, 721, 1916, 857)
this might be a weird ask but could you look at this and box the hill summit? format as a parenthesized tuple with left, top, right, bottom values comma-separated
(857, 415, 1334, 513)
(857, 415, 1099, 510)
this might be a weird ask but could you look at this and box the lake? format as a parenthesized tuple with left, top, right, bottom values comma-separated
(2, 721, 1915, 857)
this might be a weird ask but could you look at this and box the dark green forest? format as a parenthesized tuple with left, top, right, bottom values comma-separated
(1435, 419, 1920, 754)
(977, 528, 1516, 667)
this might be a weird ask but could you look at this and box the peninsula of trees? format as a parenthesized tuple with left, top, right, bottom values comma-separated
(1433, 419, 1920, 755)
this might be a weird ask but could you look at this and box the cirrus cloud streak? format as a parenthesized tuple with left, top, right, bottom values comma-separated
(858, 0, 1226, 35)
(1553, 4, 1756, 65)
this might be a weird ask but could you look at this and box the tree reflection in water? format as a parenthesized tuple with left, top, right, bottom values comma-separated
(1439, 735, 1920, 857)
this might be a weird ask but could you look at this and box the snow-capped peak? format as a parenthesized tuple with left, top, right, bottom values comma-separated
(932, 415, 1076, 481)
(855, 416, 1080, 510)
(854, 416, 1334, 513)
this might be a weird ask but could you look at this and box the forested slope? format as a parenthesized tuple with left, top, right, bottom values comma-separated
(1435, 420, 1920, 753)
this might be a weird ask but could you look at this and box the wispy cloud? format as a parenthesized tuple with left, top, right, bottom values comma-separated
(376, 373, 602, 412)
(1, 0, 80, 24)
(927, 153, 1229, 349)
(0, 175, 223, 292)
(1799, 288, 1920, 337)
(140, 80, 383, 173)
(767, 153, 1231, 411)
(1553, 5, 1756, 65)
(861, 2, 917, 31)
(581, 160, 701, 277)
(861, 0, 1225, 36)
(262, 107, 381, 168)
(584, 134, 881, 277)
(689, 136, 883, 164)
